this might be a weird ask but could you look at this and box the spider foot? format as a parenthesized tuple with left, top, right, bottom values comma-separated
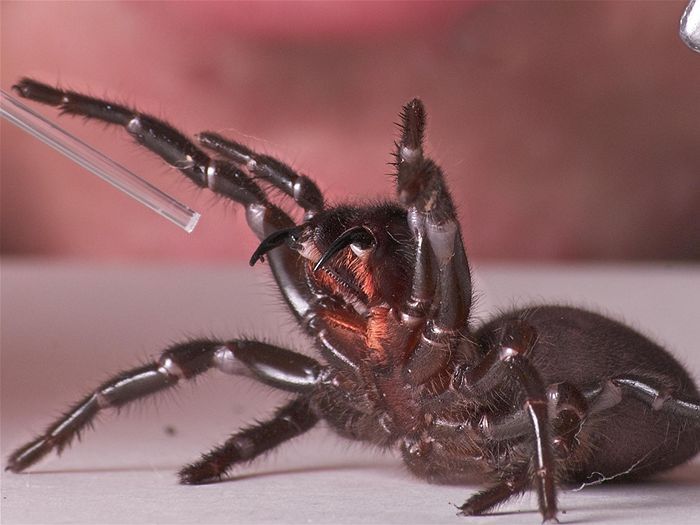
(456, 504, 478, 517)
(455, 495, 489, 517)
(457, 498, 559, 523)
(5, 438, 47, 473)
(178, 459, 227, 485)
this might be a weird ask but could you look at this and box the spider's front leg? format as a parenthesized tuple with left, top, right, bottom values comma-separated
(6, 339, 322, 475)
(393, 99, 472, 384)
(454, 320, 558, 523)
(12, 78, 322, 327)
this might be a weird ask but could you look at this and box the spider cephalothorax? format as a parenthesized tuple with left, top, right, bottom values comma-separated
(253, 203, 415, 315)
(8, 78, 700, 523)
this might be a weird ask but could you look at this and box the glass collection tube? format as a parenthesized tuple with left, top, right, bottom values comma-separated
(1, 88, 200, 233)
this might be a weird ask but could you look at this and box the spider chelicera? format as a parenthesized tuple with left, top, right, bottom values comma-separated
(7, 78, 700, 523)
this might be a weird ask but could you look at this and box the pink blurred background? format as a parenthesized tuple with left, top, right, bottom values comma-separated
(2, 1, 699, 263)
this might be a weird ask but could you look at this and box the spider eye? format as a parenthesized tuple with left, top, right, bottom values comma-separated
(350, 242, 373, 258)
(313, 226, 376, 272)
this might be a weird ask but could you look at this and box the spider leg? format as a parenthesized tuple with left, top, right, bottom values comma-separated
(484, 376, 700, 443)
(458, 466, 531, 517)
(455, 320, 558, 522)
(469, 373, 700, 501)
(393, 99, 472, 385)
(198, 132, 324, 217)
(14, 78, 364, 377)
(479, 374, 700, 444)
(12, 78, 322, 327)
(492, 384, 585, 439)
(6, 339, 321, 473)
(179, 396, 317, 484)
(610, 376, 700, 421)
(13, 79, 267, 213)
(481, 382, 589, 458)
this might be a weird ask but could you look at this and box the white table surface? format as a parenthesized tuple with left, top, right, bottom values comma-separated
(1, 261, 699, 524)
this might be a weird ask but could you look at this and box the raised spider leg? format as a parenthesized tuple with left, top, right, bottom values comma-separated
(198, 132, 324, 218)
(6, 339, 321, 473)
(13, 78, 364, 379)
(12, 78, 325, 328)
(393, 99, 472, 385)
(180, 396, 317, 484)
(12, 79, 267, 216)
(454, 320, 558, 522)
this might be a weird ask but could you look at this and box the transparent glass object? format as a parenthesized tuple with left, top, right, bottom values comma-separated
(1, 88, 200, 233)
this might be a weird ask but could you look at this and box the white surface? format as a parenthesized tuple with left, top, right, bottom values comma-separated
(1, 261, 699, 524)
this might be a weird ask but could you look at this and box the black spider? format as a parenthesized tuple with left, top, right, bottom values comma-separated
(7, 78, 700, 523)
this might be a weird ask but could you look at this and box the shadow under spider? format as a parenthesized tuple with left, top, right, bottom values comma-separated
(13, 460, 399, 480)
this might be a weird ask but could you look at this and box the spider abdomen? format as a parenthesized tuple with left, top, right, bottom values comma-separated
(475, 305, 700, 481)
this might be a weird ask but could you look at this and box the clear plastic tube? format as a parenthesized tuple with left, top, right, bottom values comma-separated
(1, 88, 200, 233)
